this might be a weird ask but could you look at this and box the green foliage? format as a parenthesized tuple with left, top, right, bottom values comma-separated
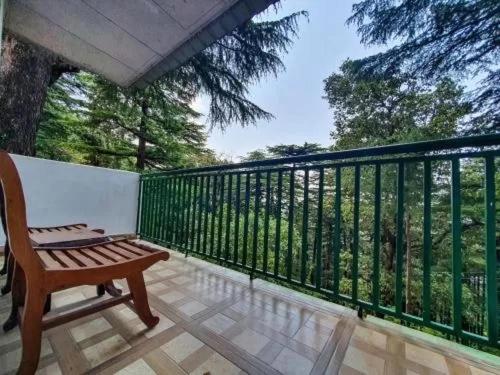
(347, 0, 499, 130)
(37, 73, 215, 171)
(324, 60, 471, 149)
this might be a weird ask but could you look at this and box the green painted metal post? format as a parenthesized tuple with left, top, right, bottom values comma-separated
(301, 169, 309, 285)
(423, 160, 432, 324)
(485, 156, 498, 345)
(216, 175, 225, 259)
(395, 162, 405, 317)
(315, 168, 324, 291)
(224, 174, 233, 261)
(274, 171, 283, 277)
(333, 167, 341, 298)
(451, 158, 462, 335)
(263, 171, 271, 274)
(242, 173, 251, 266)
(372, 164, 381, 308)
(234, 174, 241, 264)
(352, 165, 360, 302)
(251, 172, 261, 275)
(287, 170, 295, 282)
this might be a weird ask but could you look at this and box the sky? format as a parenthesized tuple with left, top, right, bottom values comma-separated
(194, 0, 384, 160)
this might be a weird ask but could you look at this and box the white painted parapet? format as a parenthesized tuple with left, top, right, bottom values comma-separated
(0, 154, 140, 243)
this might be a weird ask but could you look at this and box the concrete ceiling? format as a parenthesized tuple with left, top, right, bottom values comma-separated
(4, 0, 276, 88)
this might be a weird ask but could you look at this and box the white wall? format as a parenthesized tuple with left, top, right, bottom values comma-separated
(0, 154, 140, 242)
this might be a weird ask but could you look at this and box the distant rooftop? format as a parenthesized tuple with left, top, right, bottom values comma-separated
(4, 0, 276, 88)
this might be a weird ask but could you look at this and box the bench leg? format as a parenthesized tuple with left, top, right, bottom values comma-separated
(18, 283, 46, 374)
(126, 273, 159, 329)
(1, 251, 13, 295)
(0, 242, 9, 275)
(3, 261, 24, 332)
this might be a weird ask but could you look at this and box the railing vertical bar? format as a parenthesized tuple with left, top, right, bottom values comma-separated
(333, 167, 341, 297)
(202, 175, 211, 255)
(165, 178, 173, 244)
(216, 175, 225, 259)
(423, 160, 432, 324)
(224, 174, 233, 261)
(139, 178, 148, 236)
(485, 156, 498, 345)
(301, 169, 310, 285)
(373, 164, 381, 308)
(180, 177, 188, 248)
(352, 165, 360, 302)
(146, 178, 153, 238)
(136, 177, 143, 235)
(263, 171, 271, 274)
(242, 173, 251, 266)
(252, 172, 261, 274)
(209, 175, 218, 256)
(274, 171, 283, 277)
(395, 162, 405, 317)
(184, 176, 193, 255)
(234, 173, 241, 264)
(451, 158, 462, 335)
(196, 176, 204, 254)
(190, 176, 198, 252)
(151, 178, 160, 240)
(172, 176, 179, 245)
(157, 177, 167, 242)
(287, 170, 295, 282)
(315, 167, 324, 290)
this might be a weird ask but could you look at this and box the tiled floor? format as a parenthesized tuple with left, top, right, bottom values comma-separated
(0, 243, 499, 374)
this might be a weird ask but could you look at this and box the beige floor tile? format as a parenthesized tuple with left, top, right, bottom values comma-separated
(352, 326, 387, 350)
(405, 343, 448, 373)
(52, 291, 86, 308)
(36, 362, 62, 375)
(293, 325, 329, 352)
(343, 346, 385, 375)
(272, 347, 314, 375)
(0, 326, 20, 346)
(161, 332, 204, 363)
(231, 328, 270, 355)
(0, 338, 53, 374)
(306, 312, 339, 331)
(157, 269, 177, 278)
(171, 276, 192, 285)
(190, 352, 242, 375)
(144, 313, 175, 338)
(82, 334, 131, 367)
(178, 301, 207, 316)
(70, 317, 113, 342)
(159, 290, 186, 304)
(115, 358, 157, 374)
(147, 283, 169, 294)
(202, 313, 236, 335)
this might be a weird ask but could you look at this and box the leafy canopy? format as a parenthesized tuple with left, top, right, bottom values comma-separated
(324, 60, 471, 149)
(347, 0, 499, 129)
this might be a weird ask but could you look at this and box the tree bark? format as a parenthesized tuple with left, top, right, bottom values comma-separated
(136, 99, 148, 170)
(0, 33, 77, 155)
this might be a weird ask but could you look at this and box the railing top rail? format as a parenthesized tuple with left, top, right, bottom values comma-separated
(142, 133, 500, 178)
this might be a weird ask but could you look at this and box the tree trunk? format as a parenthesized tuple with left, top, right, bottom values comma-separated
(0, 33, 76, 155)
(0, 34, 55, 155)
(136, 99, 148, 170)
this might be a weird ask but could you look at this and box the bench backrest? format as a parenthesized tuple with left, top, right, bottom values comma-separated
(0, 152, 41, 274)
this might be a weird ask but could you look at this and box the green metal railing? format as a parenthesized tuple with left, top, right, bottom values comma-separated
(138, 134, 500, 347)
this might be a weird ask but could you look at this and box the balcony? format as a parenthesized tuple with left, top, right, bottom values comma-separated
(0, 135, 499, 374)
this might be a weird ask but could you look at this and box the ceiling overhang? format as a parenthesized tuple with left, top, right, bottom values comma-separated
(4, 0, 277, 88)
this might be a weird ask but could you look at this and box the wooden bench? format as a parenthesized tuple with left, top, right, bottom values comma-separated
(0, 151, 169, 374)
